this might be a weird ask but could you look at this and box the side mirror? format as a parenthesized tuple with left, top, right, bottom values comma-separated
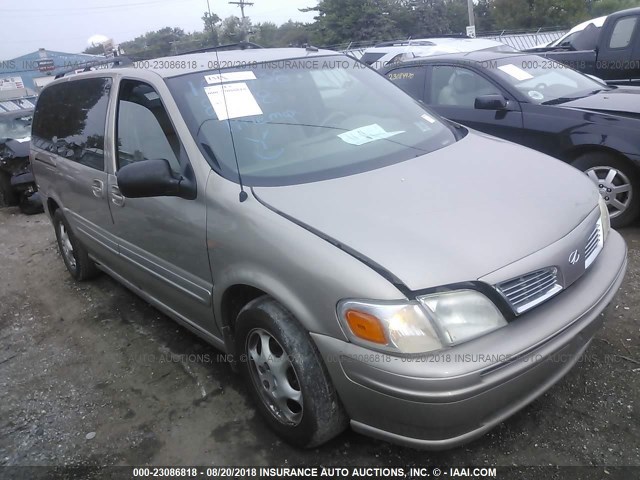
(117, 159, 196, 200)
(474, 94, 508, 110)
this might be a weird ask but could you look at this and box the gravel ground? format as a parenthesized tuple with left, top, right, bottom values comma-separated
(0, 207, 639, 476)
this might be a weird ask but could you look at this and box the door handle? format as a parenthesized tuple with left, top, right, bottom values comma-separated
(91, 179, 104, 198)
(110, 185, 125, 207)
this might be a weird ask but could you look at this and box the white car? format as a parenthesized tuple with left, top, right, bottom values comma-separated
(361, 38, 516, 70)
(535, 16, 607, 49)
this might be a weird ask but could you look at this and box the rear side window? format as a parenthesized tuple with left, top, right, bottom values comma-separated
(386, 66, 426, 100)
(361, 52, 385, 65)
(609, 16, 637, 49)
(32, 77, 111, 171)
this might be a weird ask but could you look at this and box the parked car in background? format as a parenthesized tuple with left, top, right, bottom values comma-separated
(381, 50, 640, 226)
(361, 37, 516, 69)
(0, 110, 42, 214)
(533, 16, 607, 49)
(32, 48, 626, 450)
(526, 7, 640, 85)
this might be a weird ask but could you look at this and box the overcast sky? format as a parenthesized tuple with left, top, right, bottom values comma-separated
(1, 0, 317, 59)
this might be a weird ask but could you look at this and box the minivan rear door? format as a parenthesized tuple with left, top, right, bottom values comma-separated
(31, 77, 117, 262)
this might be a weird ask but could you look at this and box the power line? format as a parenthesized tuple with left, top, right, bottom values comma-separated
(228, 0, 253, 21)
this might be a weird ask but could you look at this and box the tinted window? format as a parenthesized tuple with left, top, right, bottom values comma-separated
(361, 52, 385, 65)
(386, 66, 426, 99)
(430, 66, 500, 107)
(115, 80, 181, 173)
(609, 16, 637, 49)
(32, 77, 111, 170)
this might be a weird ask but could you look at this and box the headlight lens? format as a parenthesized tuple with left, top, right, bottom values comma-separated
(417, 290, 507, 345)
(338, 290, 507, 354)
(598, 195, 610, 241)
(338, 300, 442, 354)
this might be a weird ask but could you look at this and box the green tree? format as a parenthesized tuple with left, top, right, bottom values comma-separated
(589, 0, 640, 17)
(278, 20, 311, 46)
(83, 44, 106, 55)
(120, 27, 188, 58)
(253, 21, 280, 46)
(202, 11, 221, 46)
(219, 15, 244, 43)
(310, 0, 401, 46)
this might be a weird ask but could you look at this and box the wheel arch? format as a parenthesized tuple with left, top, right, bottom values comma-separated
(46, 197, 60, 218)
(562, 145, 636, 168)
(214, 272, 330, 360)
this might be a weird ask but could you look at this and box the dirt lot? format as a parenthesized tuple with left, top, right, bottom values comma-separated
(1, 206, 639, 473)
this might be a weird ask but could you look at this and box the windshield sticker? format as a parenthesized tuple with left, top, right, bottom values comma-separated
(421, 113, 436, 123)
(528, 90, 544, 101)
(204, 83, 263, 120)
(338, 124, 405, 146)
(205, 71, 257, 84)
(498, 64, 534, 81)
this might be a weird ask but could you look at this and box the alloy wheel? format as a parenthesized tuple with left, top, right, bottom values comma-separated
(59, 223, 76, 269)
(245, 328, 303, 426)
(585, 166, 632, 219)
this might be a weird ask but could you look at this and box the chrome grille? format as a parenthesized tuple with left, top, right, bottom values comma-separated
(585, 219, 603, 269)
(495, 267, 562, 315)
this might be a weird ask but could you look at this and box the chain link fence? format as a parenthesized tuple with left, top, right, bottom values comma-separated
(330, 27, 569, 55)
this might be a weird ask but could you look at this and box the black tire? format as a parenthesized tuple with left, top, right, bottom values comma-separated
(53, 209, 100, 281)
(235, 296, 348, 448)
(0, 171, 18, 207)
(572, 152, 640, 228)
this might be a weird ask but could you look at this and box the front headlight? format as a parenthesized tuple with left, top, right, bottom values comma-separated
(417, 290, 507, 345)
(338, 290, 507, 355)
(338, 300, 442, 354)
(599, 195, 611, 241)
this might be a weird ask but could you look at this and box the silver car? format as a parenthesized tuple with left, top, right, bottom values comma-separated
(31, 48, 627, 449)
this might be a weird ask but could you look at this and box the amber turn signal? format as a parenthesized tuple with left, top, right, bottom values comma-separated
(345, 310, 387, 344)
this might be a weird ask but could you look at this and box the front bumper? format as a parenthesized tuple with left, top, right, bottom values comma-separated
(312, 230, 627, 449)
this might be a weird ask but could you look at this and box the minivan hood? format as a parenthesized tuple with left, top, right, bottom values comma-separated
(253, 132, 599, 292)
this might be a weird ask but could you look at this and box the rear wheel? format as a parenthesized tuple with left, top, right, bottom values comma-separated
(0, 171, 18, 207)
(235, 296, 348, 447)
(572, 152, 640, 228)
(53, 209, 100, 281)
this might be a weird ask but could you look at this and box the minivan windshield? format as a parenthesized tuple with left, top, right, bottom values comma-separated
(167, 55, 458, 186)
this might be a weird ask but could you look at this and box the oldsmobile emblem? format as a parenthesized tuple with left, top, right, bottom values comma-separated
(568, 249, 581, 265)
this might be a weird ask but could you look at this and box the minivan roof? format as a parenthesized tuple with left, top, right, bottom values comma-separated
(58, 48, 341, 81)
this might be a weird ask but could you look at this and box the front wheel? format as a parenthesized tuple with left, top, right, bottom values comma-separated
(572, 152, 640, 228)
(235, 296, 348, 448)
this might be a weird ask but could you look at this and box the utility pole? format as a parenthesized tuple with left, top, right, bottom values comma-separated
(466, 0, 476, 38)
(206, 0, 215, 34)
(229, 0, 253, 21)
(228, 0, 253, 41)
